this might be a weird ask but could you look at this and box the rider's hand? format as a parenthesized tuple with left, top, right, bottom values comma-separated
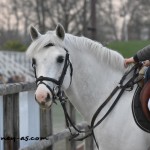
(124, 57, 135, 68)
(143, 60, 150, 67)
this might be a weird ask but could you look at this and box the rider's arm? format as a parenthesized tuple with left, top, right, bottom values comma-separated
(124, 45, 150, 67)
(134, 45, 150, 62)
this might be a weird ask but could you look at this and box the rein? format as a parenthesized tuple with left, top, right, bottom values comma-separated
(32, 49, 143, 150)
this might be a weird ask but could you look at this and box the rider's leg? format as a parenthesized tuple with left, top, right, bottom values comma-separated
(144, 66, 150, 83)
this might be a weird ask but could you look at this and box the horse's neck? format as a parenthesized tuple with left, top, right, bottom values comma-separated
(64, 36, 125, 123)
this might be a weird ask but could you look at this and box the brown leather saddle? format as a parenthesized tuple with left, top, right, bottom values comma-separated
(132, 81, 150, 133)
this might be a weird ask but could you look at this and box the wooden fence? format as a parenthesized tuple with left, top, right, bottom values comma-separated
(0, 82, 93, 150)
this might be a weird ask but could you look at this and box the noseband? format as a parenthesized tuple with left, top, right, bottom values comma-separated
(32, 48, 73, 103)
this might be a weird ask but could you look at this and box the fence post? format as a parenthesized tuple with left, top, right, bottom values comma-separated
(3, 93, 20, 150)
(66, 102, 76, 150)
(40, 108, 53, 150)
(0, 96, 3, 150)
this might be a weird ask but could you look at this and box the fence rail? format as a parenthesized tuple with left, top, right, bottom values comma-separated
(0, 82, 36, 95)
(0, 82, 93, 150)
(21, 122, 88, 150)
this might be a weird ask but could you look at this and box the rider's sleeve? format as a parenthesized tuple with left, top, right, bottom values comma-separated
(133, 45, 150, 62)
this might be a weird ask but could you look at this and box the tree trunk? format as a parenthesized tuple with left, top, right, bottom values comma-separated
(90, 0, 97, 40)
(83, 0, 87, 36)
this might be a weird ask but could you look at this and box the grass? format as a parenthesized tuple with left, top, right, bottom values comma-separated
(52, 103, 83, 133)
(52, 104, 84, 150)
(107, 40, 150, 57)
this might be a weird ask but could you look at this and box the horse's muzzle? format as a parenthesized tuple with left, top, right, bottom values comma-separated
(35, 85, 53, 109)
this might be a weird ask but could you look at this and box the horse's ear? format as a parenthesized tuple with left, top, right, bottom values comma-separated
(29, 26, 41, 40)
(56, 24, 65, 40)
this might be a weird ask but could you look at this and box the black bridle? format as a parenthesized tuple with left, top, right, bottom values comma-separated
(32, 48, 143, 150)
(32, 48, 73, 103)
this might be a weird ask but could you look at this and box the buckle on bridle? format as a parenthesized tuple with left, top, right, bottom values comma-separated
(53, 86, 59, 95)
(117, 83, 122, 88)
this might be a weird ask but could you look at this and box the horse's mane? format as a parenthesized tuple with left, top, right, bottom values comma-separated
(64, 34, 125, 71)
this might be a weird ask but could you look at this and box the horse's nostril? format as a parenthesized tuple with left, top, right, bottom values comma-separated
(46, 93, 50, 101)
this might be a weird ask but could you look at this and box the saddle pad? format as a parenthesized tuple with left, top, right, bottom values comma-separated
(132, 86, 150, 133)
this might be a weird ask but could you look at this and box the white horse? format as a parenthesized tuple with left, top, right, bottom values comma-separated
(26, 24, 150, 150)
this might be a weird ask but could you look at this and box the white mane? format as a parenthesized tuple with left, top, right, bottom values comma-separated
(64, 34, 125, 71)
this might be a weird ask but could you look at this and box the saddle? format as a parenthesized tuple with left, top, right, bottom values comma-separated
(132, 81, 150, 133)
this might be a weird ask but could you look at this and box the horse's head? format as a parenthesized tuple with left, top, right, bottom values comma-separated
(26, 24, 72, 109)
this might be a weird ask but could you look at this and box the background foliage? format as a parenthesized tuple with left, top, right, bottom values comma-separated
(108, 40, 150, 57)
(0, 0, 150, 52)
(2, 40, 27, 51)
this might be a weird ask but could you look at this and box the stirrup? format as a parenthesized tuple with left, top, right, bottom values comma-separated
(148, 98, 150, 111)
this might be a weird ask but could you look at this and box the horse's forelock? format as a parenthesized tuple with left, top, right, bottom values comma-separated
(26, 31, 63, 57)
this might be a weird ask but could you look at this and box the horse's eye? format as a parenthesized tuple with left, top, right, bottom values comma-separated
(32, 58, 36, 66)
(44, 43, 54, 48)
(57, 56, 64, 63)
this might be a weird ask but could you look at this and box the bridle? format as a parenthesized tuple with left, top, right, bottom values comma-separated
(32, 47, 143, 150)
(32, 48, 73, 104)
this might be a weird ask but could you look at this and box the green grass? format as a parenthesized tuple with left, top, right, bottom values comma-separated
(107, 40, 150, 57)
(52, 103, 83, 133)
(52, 104, 84, 150)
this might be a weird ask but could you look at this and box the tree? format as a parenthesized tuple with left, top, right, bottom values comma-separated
(96, 0, 119, 41)
(119, 0, 141, 41)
